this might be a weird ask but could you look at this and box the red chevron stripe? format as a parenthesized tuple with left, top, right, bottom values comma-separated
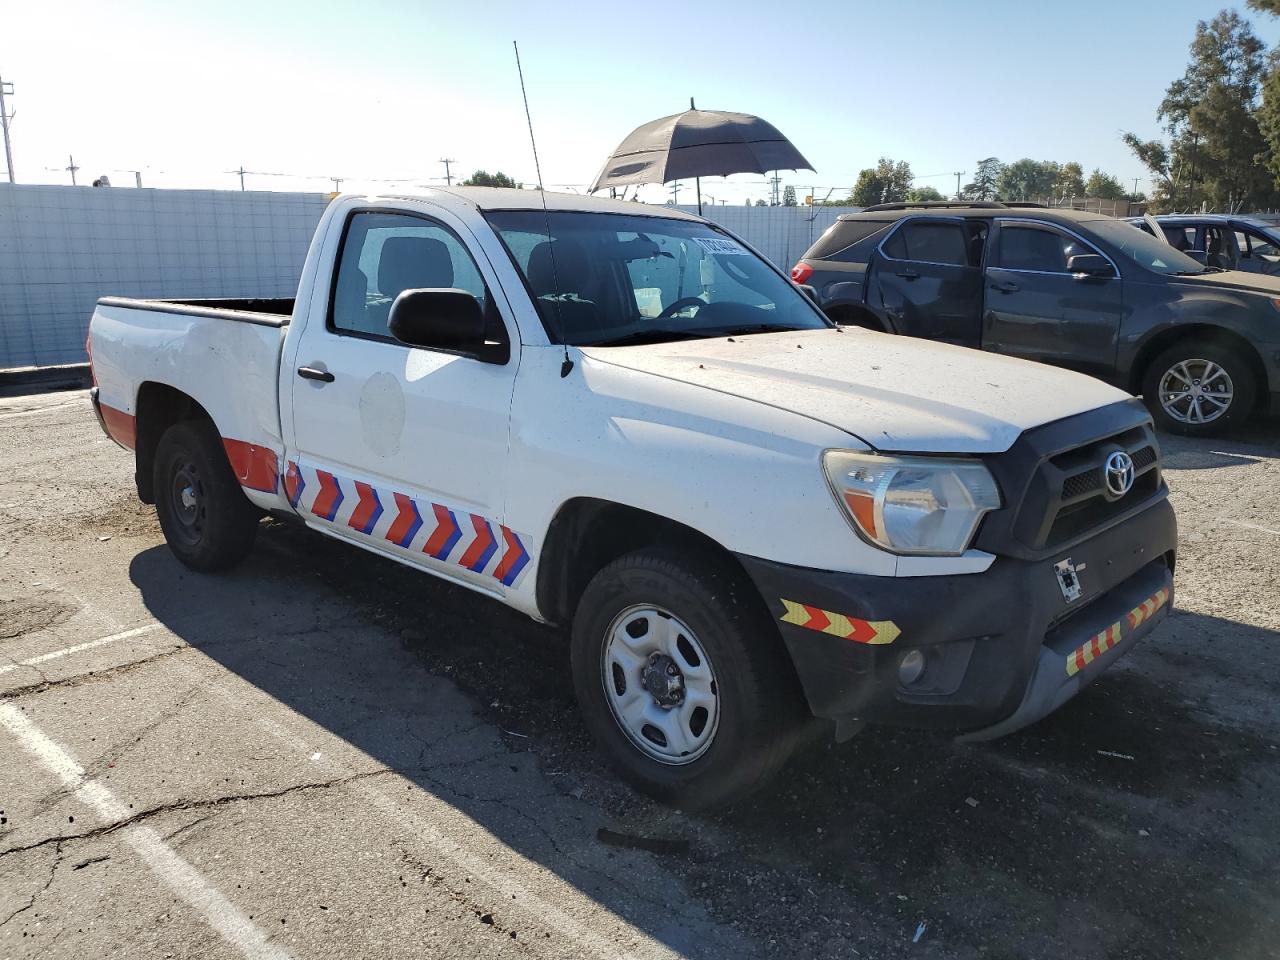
(845, 619, 877, 644)
(311, 470, 343, 520)
(386, 493, 420, 546)
(492, 525, 528, 585)
(423, 503, 461, 559)
(458, 514, 496, 571)
(802, 605, 830, 633)
(347, 481, 382, 534)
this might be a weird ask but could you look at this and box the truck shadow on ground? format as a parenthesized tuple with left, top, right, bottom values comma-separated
(128, 520, 1280, 960)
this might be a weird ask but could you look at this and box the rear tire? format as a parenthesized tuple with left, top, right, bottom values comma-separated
(1141, 339, 1257, 437)
(153, 420, 260, 572)
(570, 547, 806, 810)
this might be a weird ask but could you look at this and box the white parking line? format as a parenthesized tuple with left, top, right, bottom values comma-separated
(0, 703, 293, 960)
(0, 400, 84, 420)
(0, 623, 165, 676)
(1221, 518, 1280, 536)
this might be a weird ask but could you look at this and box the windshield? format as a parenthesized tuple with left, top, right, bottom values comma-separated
(1088, 218, 1209, 275)
(484, 211, 831, 346)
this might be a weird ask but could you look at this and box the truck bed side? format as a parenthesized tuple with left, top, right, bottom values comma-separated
(89, 297, 290, 512)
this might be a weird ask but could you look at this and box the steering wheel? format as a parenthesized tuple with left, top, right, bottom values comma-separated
(656, 297, 706, 321)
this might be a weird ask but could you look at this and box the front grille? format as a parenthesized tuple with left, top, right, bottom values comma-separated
(1059, 444, 1156, 501)
(972, 401, 1166, 561)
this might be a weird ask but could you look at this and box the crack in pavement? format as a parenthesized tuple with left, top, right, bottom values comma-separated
(0, 769, 397, 860)
(0, 839, 62, 928)
(32, 685, 206, 817)
(0, 645, 190, 701)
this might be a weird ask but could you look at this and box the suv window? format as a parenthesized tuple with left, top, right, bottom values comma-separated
(332, 211, 491, 340)
(808, 219, 893, 260)
(882, 220, 969, 266)
(993, 223, 1103, 273)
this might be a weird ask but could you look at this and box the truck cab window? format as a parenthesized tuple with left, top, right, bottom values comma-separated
(331, 212, 492, 341)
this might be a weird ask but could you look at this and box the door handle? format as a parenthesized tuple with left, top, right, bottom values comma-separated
(297, 365, 335, 383)
(990, 279, 1019, 293)
(895, 269, 920, 280)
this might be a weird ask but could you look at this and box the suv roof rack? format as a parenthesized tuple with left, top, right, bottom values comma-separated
(861, 201, 1008, 212)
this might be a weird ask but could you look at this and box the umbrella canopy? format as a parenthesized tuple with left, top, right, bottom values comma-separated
(589, 107, 814, 193)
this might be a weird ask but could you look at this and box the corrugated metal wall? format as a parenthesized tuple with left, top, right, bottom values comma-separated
(0, 185, 327, 369)
(0, 185, 850, 369)
(676, 204, 850, 273)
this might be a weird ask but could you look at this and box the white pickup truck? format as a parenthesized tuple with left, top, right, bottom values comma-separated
(88, 188, 1177, 808)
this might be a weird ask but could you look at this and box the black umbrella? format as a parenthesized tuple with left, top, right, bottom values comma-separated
(589, 100, 814, 214)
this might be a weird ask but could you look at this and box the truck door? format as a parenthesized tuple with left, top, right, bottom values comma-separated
(283, 207, 523, 593)
(982, 219, 1123, 380)
(869, 217, 983, 346)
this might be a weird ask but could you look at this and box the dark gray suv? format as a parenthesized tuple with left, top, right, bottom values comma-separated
(791, 201, 1280, 436)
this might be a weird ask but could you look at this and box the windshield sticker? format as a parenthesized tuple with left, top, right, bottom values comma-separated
(692, 236, 749, 256)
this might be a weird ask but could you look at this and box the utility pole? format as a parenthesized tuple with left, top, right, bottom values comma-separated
(330, 177, 343, 192)
(236, 166, 246, 191)
(1132, 177, 1140, 196)
(954, 171, 964, 199)
(0, 72, 15, 183)
(669, 181, 682, 205)
(66, 154, 79, 186)
(439, 158, 456, 186)
(130, 170, 143, 188)
(768, 172, 782, 206)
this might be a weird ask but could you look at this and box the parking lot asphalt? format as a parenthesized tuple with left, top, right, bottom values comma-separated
(1, 388, 1278, 960)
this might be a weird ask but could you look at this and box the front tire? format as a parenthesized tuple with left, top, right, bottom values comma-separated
(1142, 339, 1257, 436)
(570, 547, 806, 810)
(153, 420, 260, 572)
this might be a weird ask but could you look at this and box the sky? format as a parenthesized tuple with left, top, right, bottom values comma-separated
(5, 0, 1280, 205)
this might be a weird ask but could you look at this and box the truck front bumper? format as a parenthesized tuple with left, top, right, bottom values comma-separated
(736, 497, 1176, 739)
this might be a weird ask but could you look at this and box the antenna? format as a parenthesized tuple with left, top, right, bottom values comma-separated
(513, 40, 573, 378)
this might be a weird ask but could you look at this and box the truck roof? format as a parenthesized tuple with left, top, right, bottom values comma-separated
(374, 186, 705, 221)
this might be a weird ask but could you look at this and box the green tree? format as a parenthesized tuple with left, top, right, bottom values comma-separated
(849, 157, 914, 206)
(996, 159, 1060, 201)
(782, 185, 798, 206)
(962, 157, 1002, 200)
(1054, 162, 1086, 198)
(1084, 169, 1127, 199)
(906, 185, 945, 202)
(1249, 0, 1280, 14)
(1127, 11, 1274, 210)
(461, 170, 523, 188)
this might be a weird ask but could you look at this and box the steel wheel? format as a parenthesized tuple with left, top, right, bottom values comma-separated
(601, 604, 720, 765)
(1158, 358, 1234, 426)
(168, 459, 208, 548)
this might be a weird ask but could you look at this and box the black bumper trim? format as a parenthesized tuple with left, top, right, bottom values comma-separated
(736, 497, 1177, 735)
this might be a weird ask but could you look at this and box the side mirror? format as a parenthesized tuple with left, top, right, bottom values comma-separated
(1065, 253, 1114, 278)
(388, 288, 485, 352)
(1184, 249, 1208, 265)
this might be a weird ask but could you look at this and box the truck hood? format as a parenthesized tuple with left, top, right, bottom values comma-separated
(581, 328, 1131, 454)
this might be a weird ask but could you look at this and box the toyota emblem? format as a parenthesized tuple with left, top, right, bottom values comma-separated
(1104, 451, 1135, 499)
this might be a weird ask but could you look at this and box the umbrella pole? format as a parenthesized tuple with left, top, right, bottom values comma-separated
(696, 177, 703, 216)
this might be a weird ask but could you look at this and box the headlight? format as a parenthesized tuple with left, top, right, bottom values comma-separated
(823, 450, 1001, 556)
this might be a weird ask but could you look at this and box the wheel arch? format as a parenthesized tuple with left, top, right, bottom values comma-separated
(535, 497, 767, 630)
(133, 382, 218, 503)
(1128, 323, 1269, 406)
